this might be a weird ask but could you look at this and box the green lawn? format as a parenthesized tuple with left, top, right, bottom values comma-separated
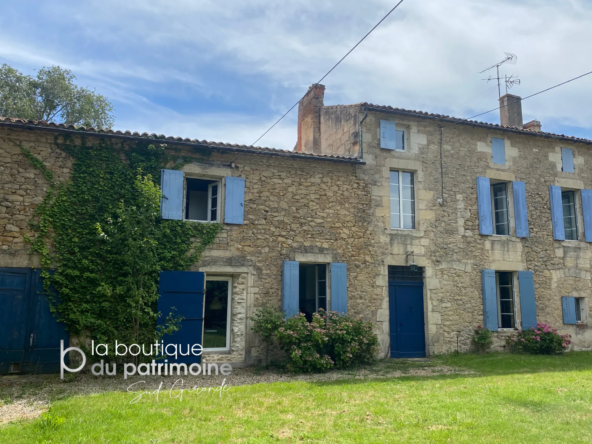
(2, 353, 592, 443)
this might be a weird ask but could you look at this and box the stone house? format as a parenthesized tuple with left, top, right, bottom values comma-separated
(1, 83, 591, 374)
(296, 83, 592, 356)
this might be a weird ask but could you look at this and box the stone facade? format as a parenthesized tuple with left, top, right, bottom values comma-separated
(298, 86, 592, 354)
(0, 123, 376, 366)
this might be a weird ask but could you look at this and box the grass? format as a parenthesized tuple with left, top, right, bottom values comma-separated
(1, 352, 592, 443)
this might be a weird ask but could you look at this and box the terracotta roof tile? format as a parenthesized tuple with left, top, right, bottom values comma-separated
(0, 116, 363, 163)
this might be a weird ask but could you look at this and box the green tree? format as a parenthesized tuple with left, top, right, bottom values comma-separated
(0, 64, 114, 129)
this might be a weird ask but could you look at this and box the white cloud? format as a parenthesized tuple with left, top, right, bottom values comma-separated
(0, 0, 590, 148)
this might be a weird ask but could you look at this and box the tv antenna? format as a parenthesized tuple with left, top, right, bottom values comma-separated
(480, 53, 519, 98)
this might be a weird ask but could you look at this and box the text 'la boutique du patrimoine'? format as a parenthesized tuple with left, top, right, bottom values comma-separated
(60, 340, 233, 379)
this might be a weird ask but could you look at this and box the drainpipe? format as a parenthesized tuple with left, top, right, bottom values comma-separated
(438, 124, 444, 206)
(358, 107, 369, 161)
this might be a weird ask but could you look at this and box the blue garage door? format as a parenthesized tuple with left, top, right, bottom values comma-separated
(0, 268, 69, 374)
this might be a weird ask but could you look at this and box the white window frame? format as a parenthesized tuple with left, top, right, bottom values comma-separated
(496, 271, 517, 329)
(390, 170, 416, 230)
(575, 297, 587, 324)
(315, 264, 327, 312)
(561, 189, 578, 241)
(490, 182, 510, 236)
(184, 177, 221, 223)
(203, 276, 232, 352)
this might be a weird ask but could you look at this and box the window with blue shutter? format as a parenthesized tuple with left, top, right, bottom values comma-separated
(562, 296, 577, 324)
(491, 138, 505, 165)
(477, 177, 493, 235)
(161, 169, 184, 220)
(380, 120, 397, 150)
(330, 263, 348, 314)
(518, 271, 537, 330)
(561, 148, 574, 173)
(224, 176, 245, 224)
(581, 189, 592, 242)
(282, 261, 299, 318)
(481, 269, 498, 331)
(158, 271, 205, 364)
(512, 181, 529, 238)
(549, 185, 565, 240)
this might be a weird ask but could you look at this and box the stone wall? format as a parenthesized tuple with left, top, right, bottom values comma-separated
(0, 126, 377, 365)
(320, 106, 360, 157)
(353, 110, 592, 354)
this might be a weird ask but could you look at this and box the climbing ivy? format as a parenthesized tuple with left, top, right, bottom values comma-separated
(22, 135, 221, 357)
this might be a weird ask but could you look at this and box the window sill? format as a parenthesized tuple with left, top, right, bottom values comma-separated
(203, 349, 231, 355)
(496, 328, 518, 332)
(184, 219, 220, 223)
(389, 228, 416, 232)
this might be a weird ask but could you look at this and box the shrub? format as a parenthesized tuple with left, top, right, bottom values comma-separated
(472, 325, 493, 353)
(250, 306, 287, 367)
(251, 308, 379, 373)
(506, 322, 571, 355)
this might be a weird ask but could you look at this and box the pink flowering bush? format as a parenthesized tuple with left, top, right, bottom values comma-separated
(252, 308, 378, 373)
(506, 322, 571, 355)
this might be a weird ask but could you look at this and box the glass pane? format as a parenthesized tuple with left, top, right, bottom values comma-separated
(396, 130, 405, 150)
(317, 265, 326, 297)
(211, 184, 218, 198)
(575, 298, 582, 322)
(402, 172, 415, 229)
(562, 191, 577, 240)
(492, 183, 509, 235)
(317, 296, 327, 311)
(402, 213, 415, 230)
(500, 300, 513, 314)
(203, 280, 229, 349)
(497, 272, 511, 286)
(501, 314, 514, 329)
(390, 171, 400, 229)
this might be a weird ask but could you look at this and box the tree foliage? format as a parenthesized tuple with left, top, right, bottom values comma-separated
(21, 136, 221, 360)
(0, 64, 114, 129)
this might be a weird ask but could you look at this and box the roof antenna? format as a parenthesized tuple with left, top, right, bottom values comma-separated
(480, 53, 519, 98)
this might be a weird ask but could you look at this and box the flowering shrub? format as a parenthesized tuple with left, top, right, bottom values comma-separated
(506, 322, 571, 355)
(472, 325, 493, 353)
(251, 308, 378, 373)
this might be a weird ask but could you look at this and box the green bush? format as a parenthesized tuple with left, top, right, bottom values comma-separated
(472, 325, 493, 353)
(251, 308, 378, 373)
(506, 322, 571, 355)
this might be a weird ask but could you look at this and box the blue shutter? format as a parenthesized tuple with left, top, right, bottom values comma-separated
(518, 271, 537, 330)
(477, 177, 493, 235)
(492, 138, 505, 165)
(549, 185, 565, 240)
(224, 176, 245, 224)
(158, 271, 205, 364)
(160, 169, 184, 220)
(562, 296, 577, 325)
(581, 189, 592, 242)
(561, 148, 574, 173)
(481, 269, 498, 331)
(330, 263, 348, 314)
(380, 120, 397, 150)
(512, 181, 529, 238)
(282, 261, 299, 318)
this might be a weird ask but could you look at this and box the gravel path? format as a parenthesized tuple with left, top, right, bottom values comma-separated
(0, 361, 469, 425)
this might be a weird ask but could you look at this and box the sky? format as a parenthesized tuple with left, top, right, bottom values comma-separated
(0, 0, 591, 150)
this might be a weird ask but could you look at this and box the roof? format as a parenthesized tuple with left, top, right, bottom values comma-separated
(326, 103, 592, 146)
(0, 116, 363, 164)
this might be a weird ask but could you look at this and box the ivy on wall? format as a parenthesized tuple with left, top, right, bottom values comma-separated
(21, 136, 221, 355)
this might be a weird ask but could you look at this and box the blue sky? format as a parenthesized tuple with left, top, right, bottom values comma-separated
(1, 0, 591, 150)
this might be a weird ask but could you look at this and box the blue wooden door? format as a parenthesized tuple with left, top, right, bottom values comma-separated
(0, 268, 30, 374)
(22, 270, 69, 374)
(158, 271, 205, 364)
(389, 281, 426, 358)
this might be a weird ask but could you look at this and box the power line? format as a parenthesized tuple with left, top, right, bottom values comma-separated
(463, 69, 592, 122)
(251, 0, 406, 146)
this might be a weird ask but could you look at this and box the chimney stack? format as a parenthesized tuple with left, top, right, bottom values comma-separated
(296, 84, 325, 153)
(523, 120, 542, 132)
(499, 94, 523, 127)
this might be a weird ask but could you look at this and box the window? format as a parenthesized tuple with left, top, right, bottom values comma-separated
(203, 277, 231, 351)
(299, 264, 327, 320)
(396, 129, 405, 151)
(562, 190, 578, 240)
(390, 171, 415, 229)
(562, 148, 574, 173)
(575, 297, 584, 323)
(491, 138, 506, 165)
(491, 182, 509, 235)
(185, 178, 220, 222)
(496, 271, 515, 328)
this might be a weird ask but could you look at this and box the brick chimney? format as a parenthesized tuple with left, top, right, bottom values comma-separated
(523, 120, 542, 132)
(297, 84, 325, 153)
(499, 94, 523, 127)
